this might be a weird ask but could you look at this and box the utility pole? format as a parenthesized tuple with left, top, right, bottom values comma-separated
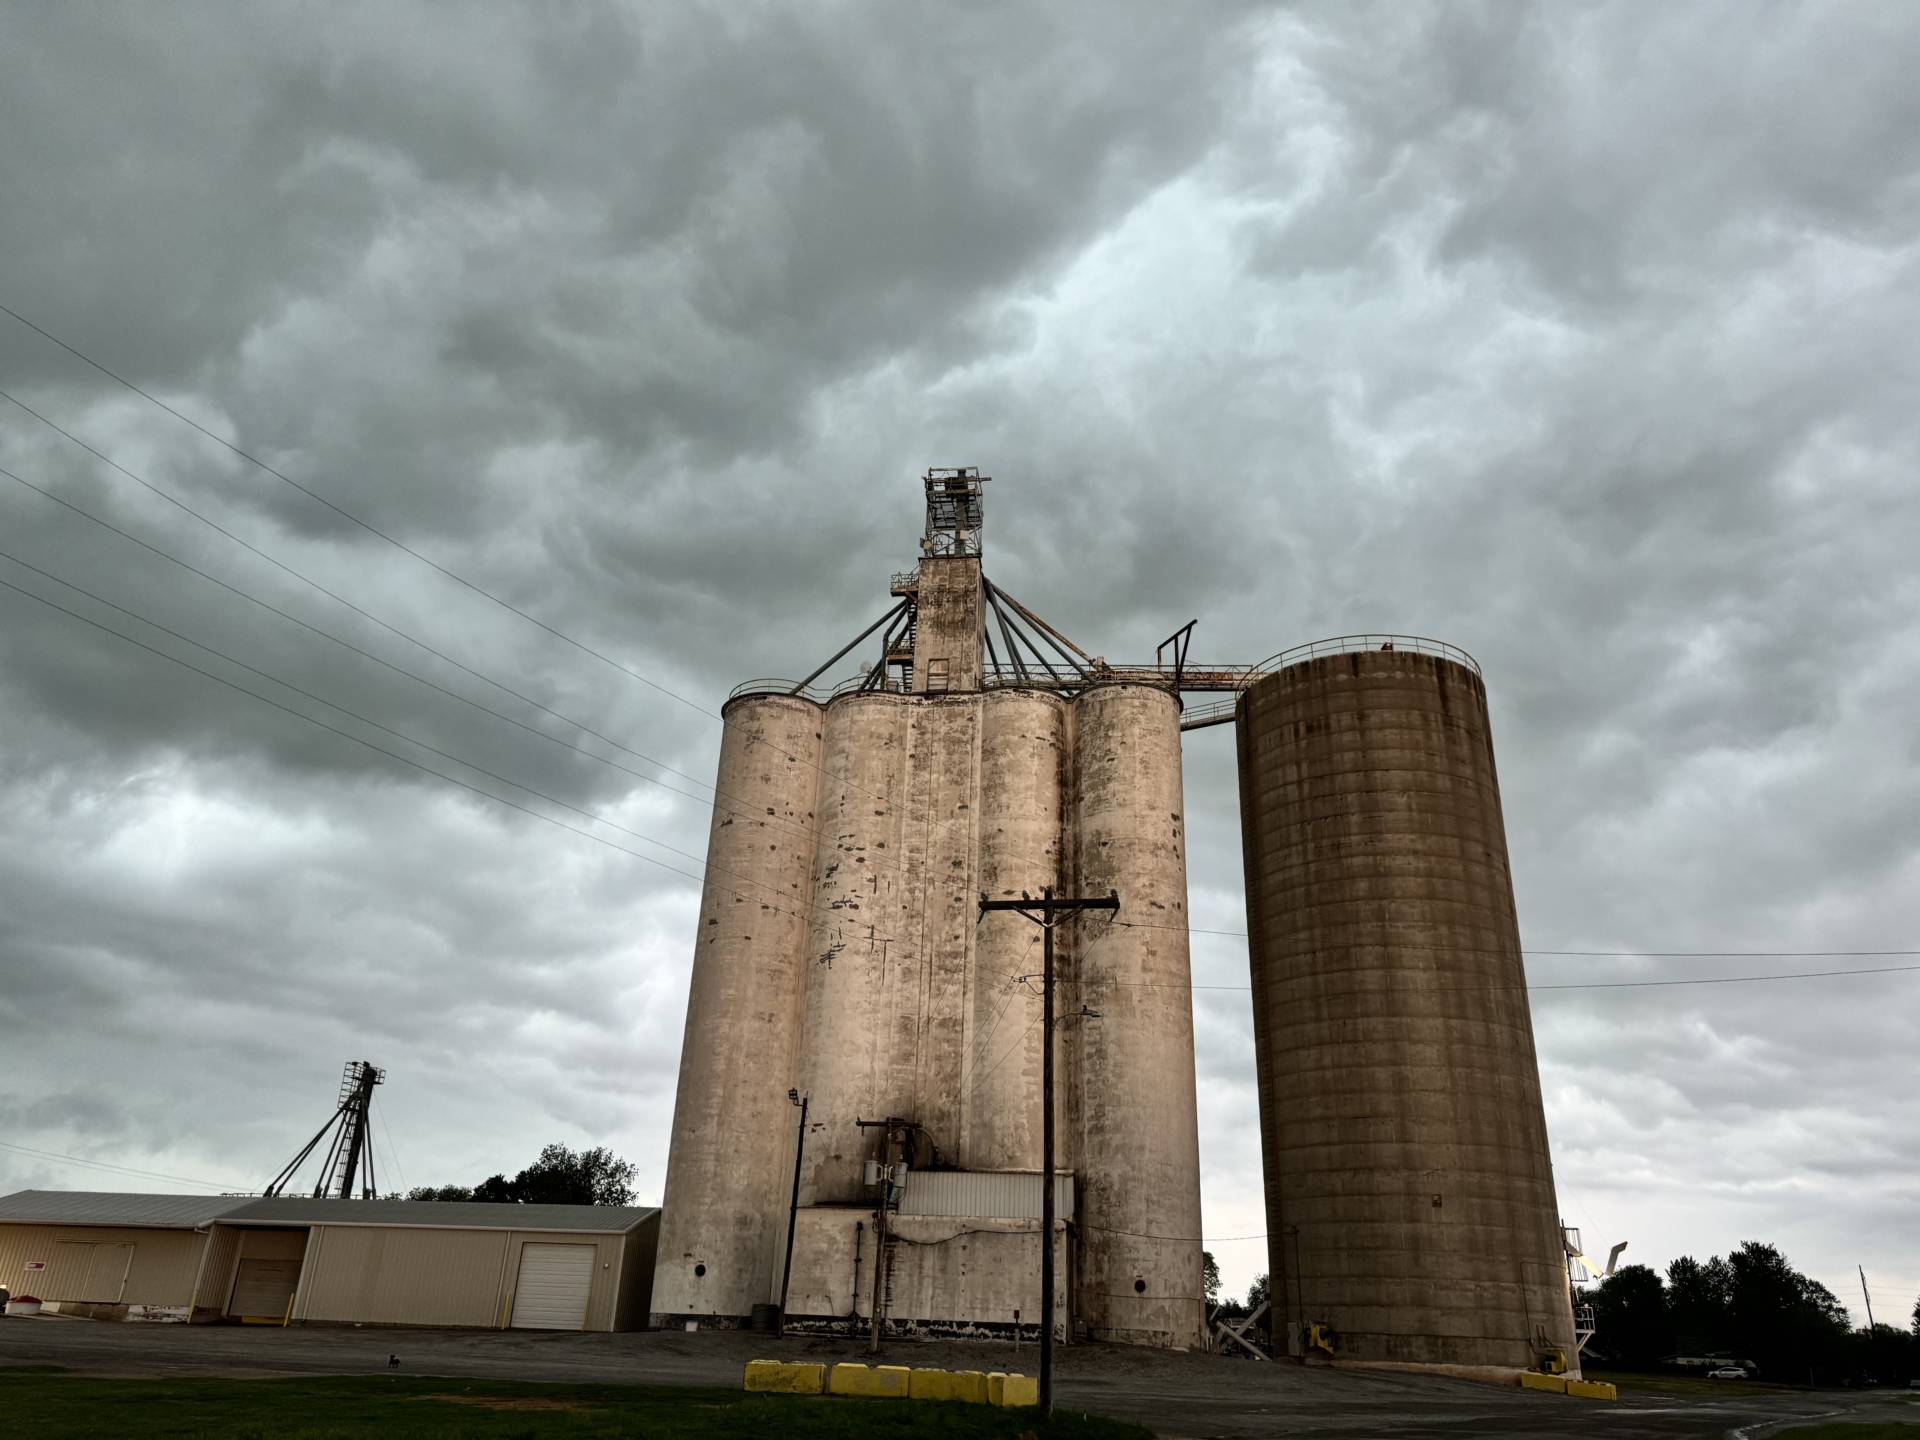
(1859, 1266, 1876, 1331)
(856, 1117, 906, 1355)
(778, 1089, 809, 1336)
(978, 885, 1119, 1419)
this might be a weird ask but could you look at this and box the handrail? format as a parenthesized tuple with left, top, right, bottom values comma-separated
(1240, 634, 1480, 683)
(726, 678, 831, 703)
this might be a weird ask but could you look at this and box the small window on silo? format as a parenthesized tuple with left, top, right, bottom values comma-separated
(926, 658, 950, 692)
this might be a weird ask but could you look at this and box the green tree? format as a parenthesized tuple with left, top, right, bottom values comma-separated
(1912, 1291, 1919, 1338)
(1247, 1273, 1270, 1312)
(1666, 1254, 1730, 1352)
(1202, 1251, 1221, 1306)
(409, 1144, 637, 1205)
(1589, 1264, 1670, 1369)
(404, 1184, 473, 1202)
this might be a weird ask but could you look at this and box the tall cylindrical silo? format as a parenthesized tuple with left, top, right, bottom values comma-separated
(1236, 644, 1575, 1374)
(967, 688, 1069, 1169)
(793, 692, 914, 1203)
(652, 693, 824, 1321)
(1071, 683, 1206, 1348)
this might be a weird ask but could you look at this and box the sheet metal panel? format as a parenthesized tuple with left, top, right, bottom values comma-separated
(0, 1223, 205, 1306)
(896, 1170, 1074, 1220)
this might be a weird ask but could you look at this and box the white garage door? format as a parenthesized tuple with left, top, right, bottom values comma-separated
(512, 1243, 595, 1330)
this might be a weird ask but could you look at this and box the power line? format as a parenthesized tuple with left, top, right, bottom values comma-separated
(1, 466, 938, 888)
(0, 554, 799, 908)
(1064, 964, 1920, 995)
(0, 323, 914, 822)
(0, 572, 807, 915)
(0, 1139, 245, 1192)
(0, 301, 724, 721)
(1113, 919, 1920, 961)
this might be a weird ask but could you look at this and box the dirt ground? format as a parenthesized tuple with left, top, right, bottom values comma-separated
(3, 1313, 1914, 1438)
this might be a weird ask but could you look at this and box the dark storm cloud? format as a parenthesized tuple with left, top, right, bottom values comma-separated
(2, 0, 1916, 1313)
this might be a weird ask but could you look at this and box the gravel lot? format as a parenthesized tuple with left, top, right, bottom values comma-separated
(2, 1314, 1910, 1438)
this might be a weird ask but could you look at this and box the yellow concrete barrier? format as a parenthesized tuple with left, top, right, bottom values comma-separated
(743, 1360, 825, 1395)
(947, 1370, 989, 1403)
(828, 1363, 911, 1398)
(1567, 1379, 1616, 1400)
(987, 1371, 1038, 1407)
(908, 1368, 988, 1402)
(1520, 1371, 1567, 1394)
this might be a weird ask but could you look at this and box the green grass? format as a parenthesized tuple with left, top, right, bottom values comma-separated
(1584, 1368, 1802, 1398)
(0, 1373, 1151, 1439)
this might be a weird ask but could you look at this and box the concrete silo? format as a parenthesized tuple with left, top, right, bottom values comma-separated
(651, 470, 1206, 1349)
(651, 694, 824, 1320)
(1234, 642, 1576, 1377)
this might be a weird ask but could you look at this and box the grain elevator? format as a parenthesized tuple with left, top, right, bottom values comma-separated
(653, 471, 1577, 1376)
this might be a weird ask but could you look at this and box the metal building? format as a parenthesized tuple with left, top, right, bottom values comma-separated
(1235, 643, 1578, 1376)
(0, 1190, 657, 1331)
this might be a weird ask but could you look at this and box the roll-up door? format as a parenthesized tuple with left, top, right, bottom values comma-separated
(511, 1243, 595, 1330)
(228, 1258, 301, 1319)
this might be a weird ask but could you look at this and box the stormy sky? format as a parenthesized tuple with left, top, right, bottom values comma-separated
(2, 2, 1917, 1322)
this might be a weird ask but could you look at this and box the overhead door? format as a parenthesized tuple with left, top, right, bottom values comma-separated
(228, 1258, 301, 1320)
(511, 1243, 594, 1330)
(48, 1242, 133, 1302)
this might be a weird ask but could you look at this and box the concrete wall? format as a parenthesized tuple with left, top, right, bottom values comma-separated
(1070, 684, 1206, 1348)
(911, 557, 983, 692)
(653, 693, 825, 1320)
(0, 1223, 205, 1310)
(783, 1207, 1067, 1334)
(1236, 649, 1577, 1374)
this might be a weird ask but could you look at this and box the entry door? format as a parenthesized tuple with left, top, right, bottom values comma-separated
(228, 1259, 301, 1320)
(511, 1243, 595, 1330)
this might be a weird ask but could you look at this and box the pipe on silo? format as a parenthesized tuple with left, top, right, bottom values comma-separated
(1070, 683, 1206, 1348)
(1236, 648, 1576, 1375)
(967, 689, 1069, 1170)
(652, 694, 824, 1322)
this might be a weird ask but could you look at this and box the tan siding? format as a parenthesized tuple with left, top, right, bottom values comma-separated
(194, 1226, 242, 1317)
(0, 1224, 206, 1307)
(299, 1225, 509, 1328)
(613, 1215, 658, 1330)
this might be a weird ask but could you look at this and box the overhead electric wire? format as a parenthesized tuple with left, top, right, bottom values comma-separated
(0, 470, 878, 861)
(0, 552, 786, 896)
(0, 302, 724, 719)
(0, 561, 933, 956)
(0, 314, 916, 820)
(0, 573, 822, 917)
(0, 1138, 244, 1192)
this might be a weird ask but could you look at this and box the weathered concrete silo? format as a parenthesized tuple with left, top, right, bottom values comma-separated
(652, 693, 824, 1319)
(1235, 642, 1575, 1376)
(1071, 683, 1206, 1346)
(652, 471, 1206, 1348)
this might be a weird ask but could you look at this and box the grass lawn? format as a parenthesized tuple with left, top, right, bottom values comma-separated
(0, 1370, 1151, 1439)
(1584, 1368, 1802, 1398)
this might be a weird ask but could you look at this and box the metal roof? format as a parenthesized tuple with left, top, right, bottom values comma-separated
(216, 1197, 659, 1234)
(0, 1190, 246, 1229)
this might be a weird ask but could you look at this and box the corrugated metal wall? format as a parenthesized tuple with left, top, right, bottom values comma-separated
(193, 1225, 242, 1316)
(896, 1170, 1074, 1220)
(613, 1215, 658, 1330)
(0, 1224, 205, 1307)
(290, 1226, 625, 1331)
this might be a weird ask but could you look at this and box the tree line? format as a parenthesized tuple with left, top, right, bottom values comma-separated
(404, 1142, 637, 1207)
(1590, 1242, 1915, 1385)
(1222, 1240, 1915, 1385)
